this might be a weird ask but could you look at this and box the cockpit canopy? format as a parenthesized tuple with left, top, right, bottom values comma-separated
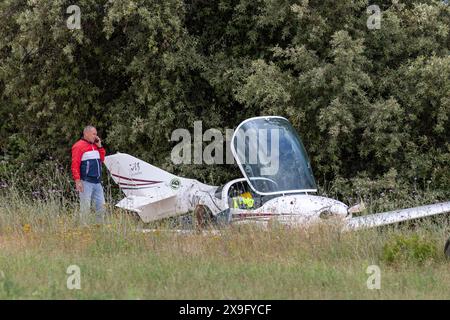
(231, 116, 317, 195)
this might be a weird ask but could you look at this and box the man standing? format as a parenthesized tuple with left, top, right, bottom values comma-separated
(71, 125, 106, 224)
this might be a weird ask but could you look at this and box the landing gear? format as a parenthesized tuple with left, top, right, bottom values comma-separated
(194, 205, 213, 230)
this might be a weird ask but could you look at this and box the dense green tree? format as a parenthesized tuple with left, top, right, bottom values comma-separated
(0, 0, 449, 197)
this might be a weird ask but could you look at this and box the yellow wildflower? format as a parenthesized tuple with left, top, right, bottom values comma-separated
(23, 224, 31, 233)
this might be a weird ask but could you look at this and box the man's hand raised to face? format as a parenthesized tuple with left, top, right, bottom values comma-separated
(95, 137, 102, 148)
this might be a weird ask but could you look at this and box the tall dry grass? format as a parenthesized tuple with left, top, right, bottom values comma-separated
(0, 167, 449, 299)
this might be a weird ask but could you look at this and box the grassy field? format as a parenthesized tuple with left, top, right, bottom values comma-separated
(0, 187, 450, 299)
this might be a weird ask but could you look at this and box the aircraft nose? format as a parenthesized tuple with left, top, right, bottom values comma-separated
(331, 203, 349, 217)
(319, 203, 349, 219)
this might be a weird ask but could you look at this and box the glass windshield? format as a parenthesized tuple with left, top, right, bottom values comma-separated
(231, 117, 317, 195)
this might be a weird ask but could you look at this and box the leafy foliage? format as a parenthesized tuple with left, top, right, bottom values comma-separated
(0, 0, 449, 197)
(382, 234, 439, 265)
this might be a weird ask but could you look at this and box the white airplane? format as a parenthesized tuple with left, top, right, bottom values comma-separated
(104, 116, 450, 233)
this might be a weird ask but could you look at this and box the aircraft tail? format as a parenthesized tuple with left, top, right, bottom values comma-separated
(104, 153, 178, 197)
(104, 153, 183, 222)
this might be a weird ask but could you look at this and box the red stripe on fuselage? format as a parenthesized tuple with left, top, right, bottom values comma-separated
(232, 212, 294, 220)
(112, 173, 162, 184)
(234, 213, 277, 218)
(118, 182, 161, 186)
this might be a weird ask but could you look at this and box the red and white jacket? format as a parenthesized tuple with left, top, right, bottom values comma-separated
(71, 139, 106, 184)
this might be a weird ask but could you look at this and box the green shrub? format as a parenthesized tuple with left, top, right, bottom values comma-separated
(381, 234, 439, 265)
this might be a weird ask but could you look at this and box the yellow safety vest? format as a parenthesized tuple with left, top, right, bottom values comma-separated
(232, 196, 254, 209)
